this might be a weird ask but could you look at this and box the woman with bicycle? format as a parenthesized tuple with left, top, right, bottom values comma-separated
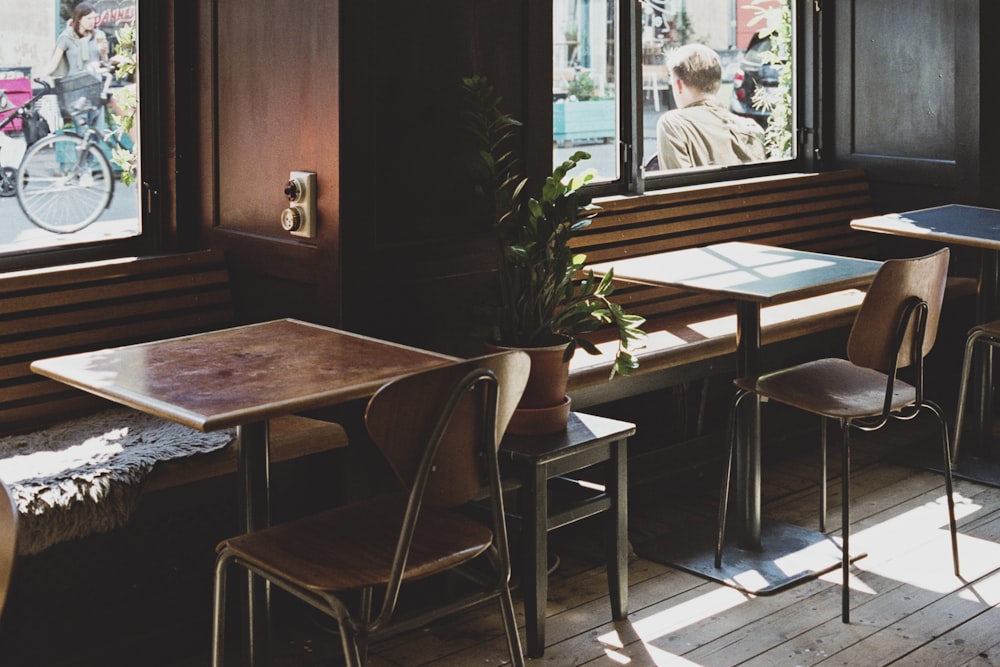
(42, 3, 104, 133)
(11, 3, 119, 234)
(43, 3, 102, 78)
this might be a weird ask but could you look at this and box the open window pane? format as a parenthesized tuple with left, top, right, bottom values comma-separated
(0, 0, 139, 256)
(553, 0, 619, 182)
(643, 0, 793, 174)
(554, 0, 794, 187)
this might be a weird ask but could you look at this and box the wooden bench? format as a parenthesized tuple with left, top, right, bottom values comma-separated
(567, 169, 977, 408)
(0, 250, 346, 553)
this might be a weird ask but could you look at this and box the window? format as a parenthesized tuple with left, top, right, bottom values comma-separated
(0, 0, 141, 263)
(553, 0, 795, 193)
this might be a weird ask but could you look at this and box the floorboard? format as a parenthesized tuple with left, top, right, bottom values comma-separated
(239, 413, 1000, 666)
(9, 410, 1000, 667)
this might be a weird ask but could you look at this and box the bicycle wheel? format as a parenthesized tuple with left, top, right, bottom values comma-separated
(0, 166, 16, 197)
(16, 131, 114, 234)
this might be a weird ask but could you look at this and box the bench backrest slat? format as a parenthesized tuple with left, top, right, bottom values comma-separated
(0, 250, 235, 435)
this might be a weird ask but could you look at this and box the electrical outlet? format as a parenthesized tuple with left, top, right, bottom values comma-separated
(280, 171, 317, 238)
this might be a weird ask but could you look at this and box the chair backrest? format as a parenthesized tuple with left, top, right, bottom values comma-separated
(847, 248, 949, 371)
(0, 480, 17, 617)
(365, 351, 530, 509)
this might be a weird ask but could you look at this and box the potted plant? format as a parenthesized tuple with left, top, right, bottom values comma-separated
(463, 75, 645, 432)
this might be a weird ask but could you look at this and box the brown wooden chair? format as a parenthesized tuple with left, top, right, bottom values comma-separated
(0, 480, 17, 616)
(211, 351, 530, 667)
(715, 249, 960, 622)
(951, 320, 1000, 463)
(0, 480, 17, 619)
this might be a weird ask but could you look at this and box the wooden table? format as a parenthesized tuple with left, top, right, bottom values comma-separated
(852, 204, 1000, 479)
(30, 318, 457, 666)
(592, 242, 881, 593)
(851, 205, 1000, 322)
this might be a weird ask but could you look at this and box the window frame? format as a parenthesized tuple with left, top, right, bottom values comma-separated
(0, 0, 161, 272)
(549, 0, 819, 200)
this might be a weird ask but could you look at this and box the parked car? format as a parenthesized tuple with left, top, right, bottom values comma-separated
(729, 33, 783, 129)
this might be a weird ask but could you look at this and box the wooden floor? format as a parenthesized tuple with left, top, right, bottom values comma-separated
(170, 412, 1000, 667)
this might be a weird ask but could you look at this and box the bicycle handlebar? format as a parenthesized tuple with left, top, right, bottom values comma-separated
(33, 70, 115, 98)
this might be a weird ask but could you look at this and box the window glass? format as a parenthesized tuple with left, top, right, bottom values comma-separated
(553, 0, 619, 181)
(554, 0, 793, 187)
(0, 0, 139, 257)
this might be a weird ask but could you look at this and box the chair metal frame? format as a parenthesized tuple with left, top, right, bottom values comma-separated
(211, 353, 528, 666)
(952, 320, 1000, 463)
(715, 249, 960, 623)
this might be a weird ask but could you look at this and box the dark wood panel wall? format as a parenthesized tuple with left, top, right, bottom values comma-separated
(829, 0, 985, 212)
(980, 1, 1000, 210)
(192, 0, 343, 327)
(338, 1, 537, 354)
(183, 0, 537, 353)
(168, 0, 993, 352)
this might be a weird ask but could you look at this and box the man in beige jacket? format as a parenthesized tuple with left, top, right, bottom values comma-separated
(655, 44, 766, 170)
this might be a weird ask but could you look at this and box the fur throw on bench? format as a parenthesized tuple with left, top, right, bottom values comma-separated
(0, 408, 235, 555)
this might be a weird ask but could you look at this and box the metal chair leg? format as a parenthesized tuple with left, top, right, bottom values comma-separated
(211, 553, 230, 667)
(499, 585, 526, 667)
(952, 329, 984, 463)
(820, 416, 828, 532)
(716, 391, 747, 568)
(357, 586, 373, 665)
(841, 422, 851, 623)
(317, 594, 364, 667)
(337, 618, 364, 667)
(927, 400, 961, 577)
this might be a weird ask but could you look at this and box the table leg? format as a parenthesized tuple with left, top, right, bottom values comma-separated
(237, 421, 271, 667)
(974, 251, 999, 455)
(647, 300, 855, 594)
(735, 301, 763, 551)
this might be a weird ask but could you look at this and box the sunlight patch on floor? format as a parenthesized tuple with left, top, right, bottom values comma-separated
(642, 644, 707, 665)
(602, 585, 749, 650)
(603, 640, 709, 666)
(595, 490, 998, 665)
(818, 567, 877, 595)
(822, 493, 1000, 595)
(957, 566, 1000, 605)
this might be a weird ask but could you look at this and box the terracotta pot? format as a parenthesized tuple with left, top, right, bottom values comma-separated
(486, 339, 572, 434)
(506, 395, 571, 435)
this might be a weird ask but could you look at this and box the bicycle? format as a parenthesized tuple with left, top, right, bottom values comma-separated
(14, 73, 117, 234)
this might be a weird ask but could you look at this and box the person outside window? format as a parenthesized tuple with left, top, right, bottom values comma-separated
(655, 43, 765, 171)
(43, 3, 104, 80)
(42, 3, 104, 133)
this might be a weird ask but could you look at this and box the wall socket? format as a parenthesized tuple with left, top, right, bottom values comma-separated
(280, 171, 317, 238)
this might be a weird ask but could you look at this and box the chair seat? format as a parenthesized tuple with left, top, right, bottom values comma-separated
(971, 320, 1000, 337)
(218, 494, 493, 592)
(735, 358, 916, 419)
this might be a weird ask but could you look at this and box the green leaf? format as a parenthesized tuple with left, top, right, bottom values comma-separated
(463, 75, 646, 376)
(576, 338, 601, 355)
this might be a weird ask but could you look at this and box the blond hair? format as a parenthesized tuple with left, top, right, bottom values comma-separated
(667, 44, 722, 95)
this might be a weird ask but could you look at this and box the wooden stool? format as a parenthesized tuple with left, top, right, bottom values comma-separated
(499, 412, 634, 657)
